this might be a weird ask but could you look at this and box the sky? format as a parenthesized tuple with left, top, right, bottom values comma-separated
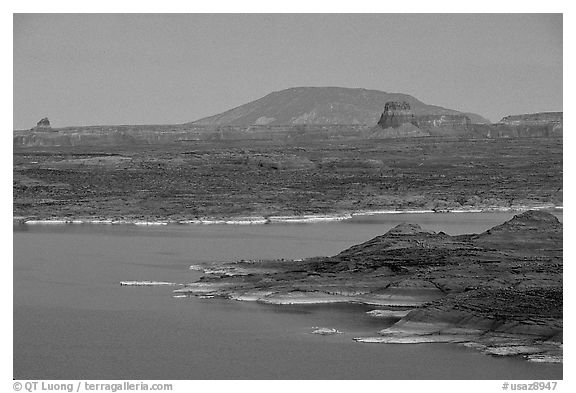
(13, 13, 562, 128)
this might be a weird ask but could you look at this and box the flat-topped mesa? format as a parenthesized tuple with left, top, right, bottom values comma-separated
(500, 112, 563, 126)
(468, 112, 563, 138)
(502, 112, 563, 137)
(377, 101, 419, 129)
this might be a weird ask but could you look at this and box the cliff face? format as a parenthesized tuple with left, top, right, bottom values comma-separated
(416, 114, 471, 136)
(500, 112, 562, 126)
(377, 101, 419, 128)
(369, 101, 428, 138)
(368, 123, 429, 138)
(371, 106, 562, 139)
(500, 112, 563, 137)
(467, 112, 563, 138)
(371, 102, 472, 138)
(13, 108, 562, 148)
(13, 124, 371, 147)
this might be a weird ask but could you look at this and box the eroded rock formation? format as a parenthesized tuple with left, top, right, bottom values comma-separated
(370, 101, 428, 138)
(33, 117, 52, 130)
(377, 101, 419, 128)
(174, 210, 563, 362)
(372, 102, 474, 138)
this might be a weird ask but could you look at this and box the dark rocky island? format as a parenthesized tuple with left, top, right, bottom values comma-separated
(176, 211, 562, 363)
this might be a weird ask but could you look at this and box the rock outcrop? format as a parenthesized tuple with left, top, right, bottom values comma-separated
(369, 101, 429, 138)
(377, 101, 419, 128)
(173, 211, 563, 362)
(371, 102, 474, 138)
(33, 117, 52, 131)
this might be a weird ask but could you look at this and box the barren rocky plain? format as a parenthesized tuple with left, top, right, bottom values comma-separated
(13, 136, 562, 222)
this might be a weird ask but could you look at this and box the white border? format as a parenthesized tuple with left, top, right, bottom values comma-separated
(4, 2, 572, 391)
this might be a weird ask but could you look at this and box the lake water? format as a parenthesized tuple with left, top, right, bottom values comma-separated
(13, 212, 563, 379)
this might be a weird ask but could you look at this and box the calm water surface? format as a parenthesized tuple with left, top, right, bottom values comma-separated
(13, 212, 563, 379)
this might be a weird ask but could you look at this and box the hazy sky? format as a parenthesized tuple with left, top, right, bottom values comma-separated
(13, 14, 562, 128)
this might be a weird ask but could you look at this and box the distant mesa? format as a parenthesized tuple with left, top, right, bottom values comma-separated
(189, 86, 560, 139)
(499, 112, 563, 137)
(33, 117, 52, 131)
(500, 112, 562, 126)
(190, 87, 491, 126)
(13, 92, 562, 146)
(467, 112, 563, 139)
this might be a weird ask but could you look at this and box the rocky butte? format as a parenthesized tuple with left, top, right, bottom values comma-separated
(32, 117, 52, 131)
(173, 211, 562, 363)
(377, 101, 419, 128)
(371, 101, 428, 138)
(369, 101, 474, 138)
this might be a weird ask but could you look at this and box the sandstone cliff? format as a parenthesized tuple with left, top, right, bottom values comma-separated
(368, 101, 428, 138)
(500, 112, 563, 137)
(467, 112, 562, 138)
(368, 101, 475, 138)
(416, 114, 472, 136)
(377, 101, 419, 128)
(368, 105, 562, 139)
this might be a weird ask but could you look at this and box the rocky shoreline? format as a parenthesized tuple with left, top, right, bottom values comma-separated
(169, 211, 563, 363)
(12, 204, 562, 226)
